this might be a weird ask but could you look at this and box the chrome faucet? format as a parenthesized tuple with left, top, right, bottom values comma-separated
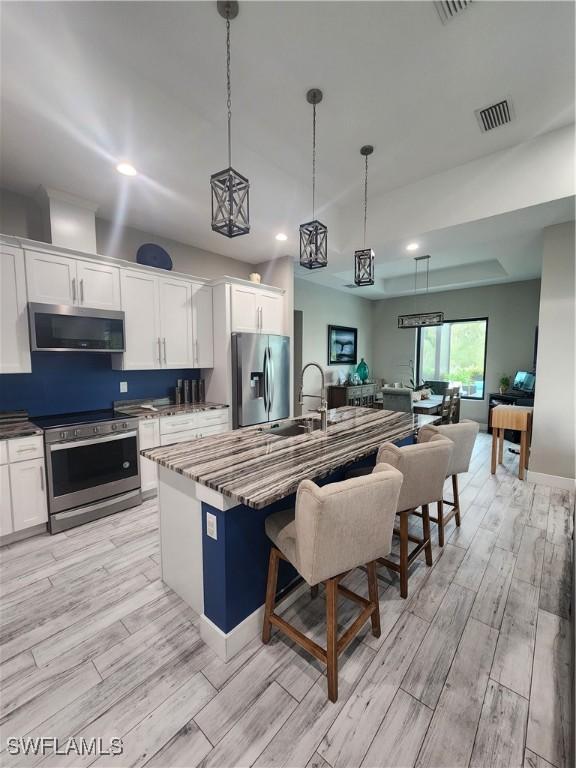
(298, 362, 328, 432)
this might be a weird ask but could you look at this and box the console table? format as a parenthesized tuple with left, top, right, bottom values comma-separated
(327, 384, 377, 409)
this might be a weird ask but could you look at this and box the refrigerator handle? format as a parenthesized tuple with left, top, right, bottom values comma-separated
(268, 346, 275, 411)
(263, 347, 269, 412)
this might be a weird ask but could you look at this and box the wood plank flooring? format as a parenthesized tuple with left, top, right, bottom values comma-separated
(0, 434, 573, 768)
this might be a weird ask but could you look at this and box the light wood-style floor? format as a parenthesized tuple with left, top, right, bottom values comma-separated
(0, 434, 573, 768)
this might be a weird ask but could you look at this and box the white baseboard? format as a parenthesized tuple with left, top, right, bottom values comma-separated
(526, 470, 575, 492)
(199, 581, 309, 661)
(0, 523, 47, 548)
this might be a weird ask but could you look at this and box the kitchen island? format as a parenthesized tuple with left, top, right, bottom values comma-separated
(142, 406, 437, 659)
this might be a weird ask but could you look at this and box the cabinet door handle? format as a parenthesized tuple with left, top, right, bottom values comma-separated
(16, 446, 37, 454)
(157, 337, 162, 365)
(39, 467, 44, 491)
(72, 278, 77, 303)
(80, 278, 85, 304)
(163, 338, 167, 365)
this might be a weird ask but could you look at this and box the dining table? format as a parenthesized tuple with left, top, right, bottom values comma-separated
(412, 394, 443, 415)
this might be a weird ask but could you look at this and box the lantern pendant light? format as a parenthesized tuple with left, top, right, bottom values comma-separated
(354, 145, 375, 286)
(299, 88, 328, 269)
(211, 1, 250, 238)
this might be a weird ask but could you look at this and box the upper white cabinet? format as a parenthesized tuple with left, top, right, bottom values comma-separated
(116, 270, 161, 370)
(75, 261, 121, 310)
(0, 245, 31, 374)
(159, 277, 193, 368)
(26, 250, 120, 310)
(115, 270, 204, 371)
(191, 284, 213, 368)
(231, 284, 284, 335)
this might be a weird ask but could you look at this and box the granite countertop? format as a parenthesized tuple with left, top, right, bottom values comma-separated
(115, 402, 229, 419)
(0, 412, 43, 440)
(142, 406, 438, 509)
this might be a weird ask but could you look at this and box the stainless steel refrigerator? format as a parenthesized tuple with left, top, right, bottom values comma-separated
(232, 333, 290, 428)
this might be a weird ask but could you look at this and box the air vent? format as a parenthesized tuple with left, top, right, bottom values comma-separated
(475, 99, 514, 132)
(343, 284, 360, 289)
(435, 1, 472, 24)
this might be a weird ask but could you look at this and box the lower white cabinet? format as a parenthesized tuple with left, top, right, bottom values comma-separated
(1, 437, 48, 537)
(138, 418, 160, 495)
(10, 458, 48, 531)
(0, 465, 12, 537)
(159, 409, 229, 446)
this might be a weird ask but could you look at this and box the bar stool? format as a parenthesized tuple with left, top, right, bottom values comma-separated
(372, 436, 453, 598)
(262, 467, 403, 702)
(418, 420, 480, 546)
(490, 405, 533, 480)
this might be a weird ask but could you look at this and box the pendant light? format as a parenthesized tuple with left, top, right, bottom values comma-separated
(299, 88, 327, 269)
(354, 145, 375, 286)
(210, 1, 250, 238)
(397, 255, 444, 328)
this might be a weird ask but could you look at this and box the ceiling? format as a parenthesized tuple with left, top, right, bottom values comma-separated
(1, 1, 574, 288)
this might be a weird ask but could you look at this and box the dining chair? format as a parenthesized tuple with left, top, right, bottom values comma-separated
(418, 420, 479, 545)
(424, 380, 450, 396)
(381, 387, 413, 413)
(345, 435, 453, 598)
(439, 387, 456, 424)
(262, 467, 403, 702)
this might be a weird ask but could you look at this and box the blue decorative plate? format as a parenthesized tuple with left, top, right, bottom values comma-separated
(136, 243, 173, 270)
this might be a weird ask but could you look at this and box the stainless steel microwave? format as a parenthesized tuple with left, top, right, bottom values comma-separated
(28, 303, 125, 353)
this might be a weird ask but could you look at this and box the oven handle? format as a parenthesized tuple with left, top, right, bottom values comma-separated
(49, 431, 138, 451)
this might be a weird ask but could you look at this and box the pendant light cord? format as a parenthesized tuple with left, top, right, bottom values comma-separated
(363, 154, 368, 249)
(312, 102, 316, 220)
(226, 16, 232, 168)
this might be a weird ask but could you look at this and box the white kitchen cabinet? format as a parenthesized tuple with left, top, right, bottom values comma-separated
(259, 291, 284, 334)
(116, 270, 161, 370)
(191, 283, 214, 368)
(138, 418, 160, 495)
(26, 251, 120, 309)
(230, 284, 284, 335)
(159, 277, 193, 368)
(10, 457, 48, 531)
(26, 251, 77, 305)
(75, 260, 121, 310)
(0, 465, 12, 537)
(0, 245, 31, 374)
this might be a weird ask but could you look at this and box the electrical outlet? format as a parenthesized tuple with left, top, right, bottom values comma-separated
(120, 381, 128, 393)
(206, 512, 217, 540)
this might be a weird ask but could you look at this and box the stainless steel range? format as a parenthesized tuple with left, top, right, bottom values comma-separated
(32, 410, 142, 534)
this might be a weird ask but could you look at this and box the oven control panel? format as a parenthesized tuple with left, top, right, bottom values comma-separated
(44, 418, 138, 445)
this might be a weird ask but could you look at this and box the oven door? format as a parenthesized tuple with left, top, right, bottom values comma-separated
(46, 431, 141, 514)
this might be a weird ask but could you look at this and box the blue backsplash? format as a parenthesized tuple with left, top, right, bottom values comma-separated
(0, 353, 200, 417)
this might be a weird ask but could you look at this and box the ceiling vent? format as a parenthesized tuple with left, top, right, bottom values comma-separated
(434, 1, 472, 24)
(343, 283, 360, 289)
(475, 99, 514, 132)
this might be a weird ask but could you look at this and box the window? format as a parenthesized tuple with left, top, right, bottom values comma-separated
(416, 318, 488, 400)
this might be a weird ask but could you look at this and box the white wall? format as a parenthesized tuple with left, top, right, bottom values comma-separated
(529, 222, 575, 486)
(371, 280, 541, 424)
(294, 278, 374, 407)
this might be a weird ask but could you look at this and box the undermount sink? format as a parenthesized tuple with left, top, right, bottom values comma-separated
(259, 417, 325, 439)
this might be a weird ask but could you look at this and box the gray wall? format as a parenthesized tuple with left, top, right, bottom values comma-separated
(529, 222, 575, 482)
(294, 278, 374, 408)
(371, 280, 541, 424)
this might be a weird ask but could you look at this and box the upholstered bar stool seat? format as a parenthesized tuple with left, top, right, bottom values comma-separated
(418, 419, 480, 546)
(263, 467, 403, 702)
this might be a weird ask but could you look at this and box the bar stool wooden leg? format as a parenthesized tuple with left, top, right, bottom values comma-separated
(366, 561, 381, 638)
(491, 429, 498, 474)
(262, 547, 279, 644)
(498, 428, 504, 465)
(310, 585, 319, 599)
(452, 475, 461, 526)
(437, 500, 445, 547)
(519, 430, 527, 481)
(326, 578, 338, 703)
(399, 510, 409, 598)
(421, 504, 433, 566)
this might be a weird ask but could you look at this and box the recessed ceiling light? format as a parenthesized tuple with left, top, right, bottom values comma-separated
(406, 242, 420, 252)
(275, 233, 288, 241)
(116, 162, 138, 177)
